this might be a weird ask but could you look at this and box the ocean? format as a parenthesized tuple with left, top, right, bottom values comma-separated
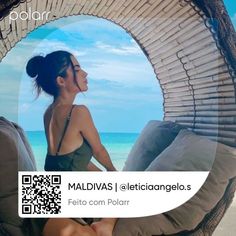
(25, 131, 139, 171)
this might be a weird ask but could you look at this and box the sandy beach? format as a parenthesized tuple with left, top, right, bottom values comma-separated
(214, 196, 236, 235)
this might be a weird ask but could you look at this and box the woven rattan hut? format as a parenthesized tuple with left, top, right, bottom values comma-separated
(0, 0, 236, 235)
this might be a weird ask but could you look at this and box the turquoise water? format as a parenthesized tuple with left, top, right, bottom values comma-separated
(25, 131, 139, 171)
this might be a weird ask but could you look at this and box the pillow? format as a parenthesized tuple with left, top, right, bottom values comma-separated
(147, 129, 236, 231)
(0, 117, 36, 227)
(146, 129, 216, 171)
(123, 120, 185, 171)
(12, 121, 37, 169)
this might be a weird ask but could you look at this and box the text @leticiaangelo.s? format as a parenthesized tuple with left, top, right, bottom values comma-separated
(68, 182, 191, 192)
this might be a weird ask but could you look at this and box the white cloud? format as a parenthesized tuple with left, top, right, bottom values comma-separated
(33, 39, 87, 56)
(95, 41, 142, 56)
(1, 39, 87, 72)
(85, 59, 156, 86)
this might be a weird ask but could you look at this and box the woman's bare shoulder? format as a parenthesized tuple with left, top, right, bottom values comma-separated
(43, 105, 52, 123)
(74, 105, 90, 115)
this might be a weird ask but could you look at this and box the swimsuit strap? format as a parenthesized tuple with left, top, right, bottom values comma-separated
(56, 105, 75, 156)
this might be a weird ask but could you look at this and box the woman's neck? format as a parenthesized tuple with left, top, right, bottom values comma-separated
(53, 93, 76, 106)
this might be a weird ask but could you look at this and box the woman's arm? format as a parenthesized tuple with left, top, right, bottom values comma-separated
(75, 105, 117, 171)
(87, 161, 102, 171)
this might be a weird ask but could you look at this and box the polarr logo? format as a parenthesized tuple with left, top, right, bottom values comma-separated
(9, 8, 51, 24)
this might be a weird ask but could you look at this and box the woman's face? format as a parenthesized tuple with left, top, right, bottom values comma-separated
(65, 55, 88, 93)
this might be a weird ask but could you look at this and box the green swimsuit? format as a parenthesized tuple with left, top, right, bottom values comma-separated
(37, 105, 94, 232)
(44, 105, 93, 171)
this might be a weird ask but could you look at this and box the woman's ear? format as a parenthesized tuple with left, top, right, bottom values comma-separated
(56, 76, 65, 87)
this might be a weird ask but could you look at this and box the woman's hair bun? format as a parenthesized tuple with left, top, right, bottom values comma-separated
(26, 55, 45, 78)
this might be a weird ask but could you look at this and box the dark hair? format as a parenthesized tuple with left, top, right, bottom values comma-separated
(26, 50, 78, 98)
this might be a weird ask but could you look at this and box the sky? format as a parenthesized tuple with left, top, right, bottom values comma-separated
(0, 0, 235, 132)
(0, 16, 163, 133)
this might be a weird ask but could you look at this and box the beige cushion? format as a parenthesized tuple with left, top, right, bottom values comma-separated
(0, 117, 36, 226)
(146, 129, 216, 171)
(123, 120, 185, 171)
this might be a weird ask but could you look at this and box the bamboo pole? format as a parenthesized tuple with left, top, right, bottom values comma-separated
(3, 17, 11, 51)
(165, 111, 226, 117)
(29, 0, 37, 30)
(118, 0, 146, 22)
(61, 0, 74, 16)
(68, 0, 83, 15)
(20, 1, 27, 38)
(4, 19, 15, 48)
(194, 84, 234, 94)
(108, 0, 128, 20)
(164, 91, 193, 98)
(8, 5, 21, 43)
(78, 0, 91, 15)
(67, 1, 79, 15)
(103, 0, 123, 18)
(101, 0, 116, 17)
(0, 38, 6, 57)
(165, 115, 236, 124)
(164, 93, 235, 105)
(129, 0, 164, 33)
(35, 0, 42, 28)
(119, 1, 150, 26)
(25, 0, 32, 33)
(53, 0, 63, 18)
(164, 90, 234, 100)
(197, 91, 233, 99)
(121, 2, 151, 28)
(87, 0, 103, 16)
(165, 97, 235, 106)
(164, 103, 236, 112)
(58, 0, 70, 17)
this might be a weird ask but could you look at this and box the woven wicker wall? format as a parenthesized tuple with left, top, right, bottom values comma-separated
(0, 0, 235, 146)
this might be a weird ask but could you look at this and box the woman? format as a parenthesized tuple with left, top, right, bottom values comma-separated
(26, 50, 117, 236)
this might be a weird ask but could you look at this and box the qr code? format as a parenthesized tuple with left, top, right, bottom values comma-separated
(21, 175, 61, 214)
